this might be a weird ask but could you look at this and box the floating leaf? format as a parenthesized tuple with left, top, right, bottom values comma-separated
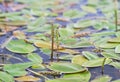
(58, 49, 80, 54)
(15, 75, 40, 82)
(34, 40, 63, 50)
(3, 62, 35, 76)
(112, 79, 120, 82)
(27, 53, 43, 63)
(99, 43, 119, 49)
(0, 72, 14, 82)
(48, 63, 86, 73)
(91, 75, 112, 82)
(74, 20, 95, 28)
(59, 55, 74, 60)
(0, 21, 27, 26)
(72, 55, 88, 65)
(102, 52, 120, 60)
(81, 5, 97, 13)
(64, 71, 91, 82)
(13, 30, 26, 39)
(59, 28, 74, 38)
(108, 37, 120, 43)
(6, 40, 36, 53)
(110, 62, 120, 69)
(63, 9, 86, 19)
(82, 51, 99, 60)
(82, 58, 112, 67)
(91, 31, 116, 37)
(63, 41, 92, 48)
(115, 45, 120, 53)
(46, 77, 87, 82)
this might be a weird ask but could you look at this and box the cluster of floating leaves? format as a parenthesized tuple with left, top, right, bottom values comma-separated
(0, 0, 120, 82)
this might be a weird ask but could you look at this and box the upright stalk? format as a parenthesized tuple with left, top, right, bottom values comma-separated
(56, 26, 59, 61)
(114, 0, 118, 32)
(101, 58, 106, 75)
(51, 24, 55, 62)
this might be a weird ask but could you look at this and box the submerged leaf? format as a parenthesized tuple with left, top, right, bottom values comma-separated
(48, 63, 86, 73)
(6, 40, 36, 53)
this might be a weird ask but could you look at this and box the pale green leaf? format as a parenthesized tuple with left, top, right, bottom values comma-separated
(99, 43, 119, 49)
(81, 5, 97, 13)
(3, 62, 35, 76)
(27, 53, 43, 63)
(82, 51, 99, 60)
(112, 79, 120, 82)
(102, 52, 120, 60)
(115, 45, 120, 53)
(91, 75, 112, 82)
(72, 55, 88, 65)
(64, 71, 91, 82)
(6, 40, 36, 53)
(46, 77, 87, 82)
(110, 62, 120, 69)
(0, 72, 14, 82)
(82, 58, 112, 67)
(48, 63, 86, 73)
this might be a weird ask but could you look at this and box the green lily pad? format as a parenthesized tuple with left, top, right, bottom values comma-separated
(48, 63, 86, 73)
(3, 62, 35, 76)
(46, 77, 88, 82)
(0, 72, 14, 82)
(81, 5, 97, 13)
(115, 45, 120, 53)
(82, 58, 112, 67)
(112, 79, 120, 82)
(99, 43, 119, 49)
(72, 55, 88, 65)
(108, 37, 120, 43)
(91, 75, 112, 82)
(64, 71, 91, 82)
(27, 53, 43, 63)
(110, 62, 120, 69)
(82, 51, 99, 60)
(102, 52, 120, 60)
(6, 40, 36, 53)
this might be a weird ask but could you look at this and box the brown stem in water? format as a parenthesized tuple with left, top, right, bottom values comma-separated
(114, 0, 118, 32)
(56, 26, 60, 62)
(101, 58, 106, 75)
(51, 24, 54, 62)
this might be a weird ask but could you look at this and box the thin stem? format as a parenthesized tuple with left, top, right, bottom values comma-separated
(101, 58, 106, 75)
(56, 26, 59, 62)
(114, 0, 118, 32)
(51, 24, 54, 62)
